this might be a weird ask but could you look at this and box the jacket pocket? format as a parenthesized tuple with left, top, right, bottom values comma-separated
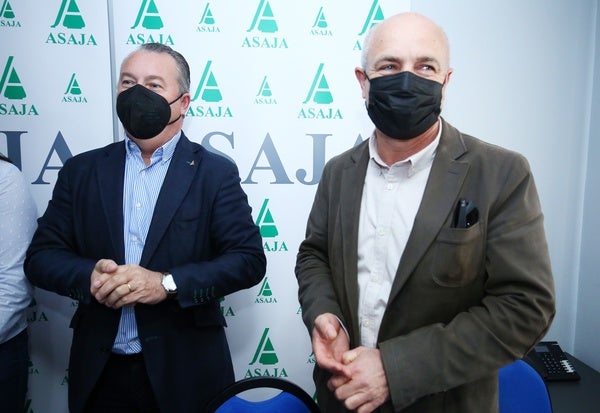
(430, 222, 484, 287)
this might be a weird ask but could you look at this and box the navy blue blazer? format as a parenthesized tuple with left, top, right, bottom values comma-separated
(25, 132, 266, 413)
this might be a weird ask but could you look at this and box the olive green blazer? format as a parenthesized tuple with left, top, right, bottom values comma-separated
(296, 118, 555, 412)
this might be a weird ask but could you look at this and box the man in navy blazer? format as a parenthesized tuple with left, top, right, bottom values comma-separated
(25, 43, 266, 413)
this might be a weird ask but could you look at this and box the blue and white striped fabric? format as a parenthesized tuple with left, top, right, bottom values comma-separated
(111, 132, 181, 354)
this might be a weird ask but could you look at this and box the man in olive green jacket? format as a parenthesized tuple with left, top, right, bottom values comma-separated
(295, 13, 555, 413)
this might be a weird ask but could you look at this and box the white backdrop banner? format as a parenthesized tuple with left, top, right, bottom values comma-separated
(1, 0, 410, 411)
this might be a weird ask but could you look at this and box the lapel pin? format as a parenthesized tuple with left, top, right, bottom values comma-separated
(186, 160, 195, 166)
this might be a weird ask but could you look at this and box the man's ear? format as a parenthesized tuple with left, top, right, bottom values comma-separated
(441, 68, 454, 102)
(355, 67, 368, 100)
(443, 68, 454, 86)
(179, 93, 191, 114)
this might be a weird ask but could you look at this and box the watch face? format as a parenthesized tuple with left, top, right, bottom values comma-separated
(162, 274, 177, 291)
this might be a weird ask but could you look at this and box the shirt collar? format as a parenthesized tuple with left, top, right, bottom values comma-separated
(124, 131, 181, 165)
(368, 121, 442, 177)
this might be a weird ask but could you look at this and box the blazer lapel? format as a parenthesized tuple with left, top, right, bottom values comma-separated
(139, 133, 201, 267)
(96, 143, 126, 264)
(339, 141, 370, 341)
(388, 120, 470, 302)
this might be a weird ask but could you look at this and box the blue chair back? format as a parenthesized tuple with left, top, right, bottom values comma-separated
(499, 359, 552, 413)
(203, 377, 320, 413)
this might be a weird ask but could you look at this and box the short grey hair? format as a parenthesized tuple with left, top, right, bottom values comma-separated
(125, 43, 191, 94)
(360, 27, 376, 70)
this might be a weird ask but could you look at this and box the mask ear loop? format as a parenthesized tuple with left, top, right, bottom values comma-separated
(166, 92, 185, 125)
(167, 93, 184, 105)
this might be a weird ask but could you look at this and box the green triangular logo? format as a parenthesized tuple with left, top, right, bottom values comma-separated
(24, 399, 33, 413)
(257, 278, 273, 297)
(247, 0, 278, 33)
(303, 63, 333, 104)
(0, 0, 15, 19)
(312, 7, 328, 29)
(256, 198, 278, 238)
(257, 76, 272, 98)
(131, 0, 163, 30)
(51, 0, 85, 29)
(64, 73, 82, 95)
(192, 61, 223, 102)
(250, 328, 279, 365)
(0, 56, 26, 100)
(358, 0, 385, 35)
(200, 73, 221, 101)
(199, 3, 215, 25)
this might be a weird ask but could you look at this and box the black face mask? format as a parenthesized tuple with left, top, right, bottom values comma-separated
(116, 84, 183, 140)
(366, 71, 443, 140)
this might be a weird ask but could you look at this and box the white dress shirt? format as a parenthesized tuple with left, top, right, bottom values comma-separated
(0, 160, 37, 344)
(357, 125, 441, 348)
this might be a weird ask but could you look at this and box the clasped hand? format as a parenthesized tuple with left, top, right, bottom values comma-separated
(90, 259, 167, 309)
(312, 313, 390, 413)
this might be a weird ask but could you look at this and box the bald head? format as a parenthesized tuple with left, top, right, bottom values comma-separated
(361, 13, 451, 79)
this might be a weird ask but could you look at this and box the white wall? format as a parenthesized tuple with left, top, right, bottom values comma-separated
(412, 0, 599, 359)
(576, 1, 600, 371)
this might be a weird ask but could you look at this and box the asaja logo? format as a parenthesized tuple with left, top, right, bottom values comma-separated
(132, 0, 163, 29)
(257, 198, 278, 237)
(28, 358, 40, 375)
(310, 6, 332, 37)
(0, 56, 25, 99)
(256, 198, 287, 252)
(197, 3, 220, 33)
(298, 63, 342, 120)
(245, 327, 288, 378)
(0, 0, 21, 27)
(46, 0, 98, 46)
(254, 76, 276, 105)
(62, 73, 88, 103)
(51, 0, 84, 28)
(24, 399, 33, 413)
(219, 296, 235, 317)
(188, 61, 233, 118)
(26, 295, 49, 322)
(353, 0, 385, 50)
(242, 0, 288, 49)
(61, 368, 69, 386)
(0, 56, 39, 116)
(307, 351, 316, 364)
(248, 0, 276, 32)
(303, 64, 332, 104)
(126, 0, 175, 45)
(255, 277, 278, 304)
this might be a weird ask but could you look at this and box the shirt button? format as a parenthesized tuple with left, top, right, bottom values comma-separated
(135, 202, 141, 209)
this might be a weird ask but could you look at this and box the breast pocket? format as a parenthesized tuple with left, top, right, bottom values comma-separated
(430, 222, 484, 287)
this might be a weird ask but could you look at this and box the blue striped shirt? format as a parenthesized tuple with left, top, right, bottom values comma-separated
(112, 132, 180, 354)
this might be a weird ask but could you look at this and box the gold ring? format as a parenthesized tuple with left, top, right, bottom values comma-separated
(127, 283, 133, 292)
